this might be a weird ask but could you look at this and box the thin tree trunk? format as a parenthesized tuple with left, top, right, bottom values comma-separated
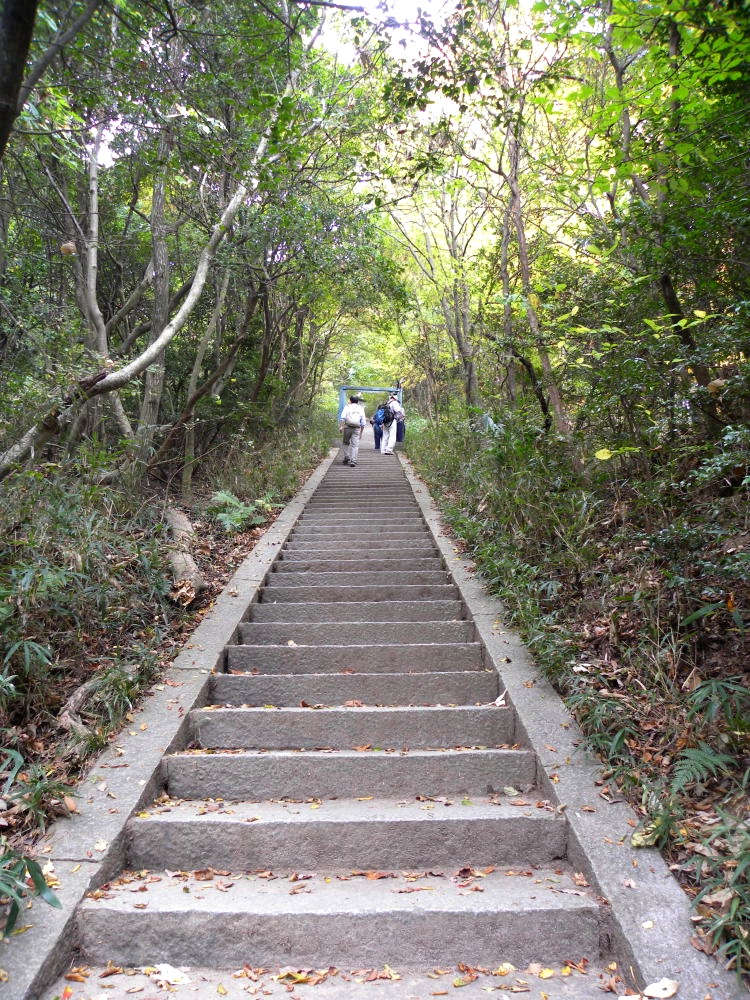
(181, 270, 231, 497)
(135, 127, 172, 463)
(148, 284, 260, 477)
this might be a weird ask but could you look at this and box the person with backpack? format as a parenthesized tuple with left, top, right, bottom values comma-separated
(371, 399, 388, 451)
(380, 392, 404, 455)
(339, 394, 367, 467)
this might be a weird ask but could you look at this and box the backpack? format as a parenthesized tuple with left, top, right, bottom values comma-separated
(373, 406, 386, 427)
(343, 403, 362, 428)
(382, 403, 395, 425)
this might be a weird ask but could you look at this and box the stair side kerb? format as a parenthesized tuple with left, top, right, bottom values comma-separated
(7, 449, 338, 1000)
(399, 454, 744, 1000)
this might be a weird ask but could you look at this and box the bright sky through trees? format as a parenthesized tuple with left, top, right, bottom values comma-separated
(321, 0, 455, 63)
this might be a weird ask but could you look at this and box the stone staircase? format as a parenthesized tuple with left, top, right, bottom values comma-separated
(38, 444, 741, 999)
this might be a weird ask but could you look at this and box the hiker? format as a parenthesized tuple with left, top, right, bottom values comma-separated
(380, 392, 404, 455)
(371, 399, 388, 451)
(339, 394, 367, 467)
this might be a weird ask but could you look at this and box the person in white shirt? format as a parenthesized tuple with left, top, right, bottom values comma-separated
(380, 392, 404, 455)
(338, 394, 367, 467)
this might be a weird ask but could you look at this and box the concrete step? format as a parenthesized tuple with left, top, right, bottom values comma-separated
(258, 584, 459, 603)
(290, 525, 428, 537)
(164, 747, 536, 800)
(224, 642, 484, 673)
(263, 570, 449, 587)
(280, 542, 439, 557)
(126, 796, 567, 872)
(237, 620, 475, 645)
(189, 705, 513, 750)
(211, 669, 497, 706)
(300, 502, 423, 512)
(273, 556, 444, 572)
(75, 867, 602, 969)
(41, 962, 625, 1000)
(303, 503, 421, 514)
(245, 600, 467, 622)
(298, 513, 424, 524)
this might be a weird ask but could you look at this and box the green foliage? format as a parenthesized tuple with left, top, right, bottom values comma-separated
(6, 764, 71, 834)
(406, 411, 749, 978)
(0, 838, 61, 938)
(206, 409, 334, 502)
(687, 676, 750, 743)
(691, 812, 750, 978)
(671, 744, 735, 797)
(0, 460, 173, 726)
(206, 490, 279, 534)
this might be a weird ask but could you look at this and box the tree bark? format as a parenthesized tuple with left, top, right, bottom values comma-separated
(180, 269, 231, 497)
(135, 128, 172, 463)
(0, 0, 39, 161)
(164, 507, 204, 606)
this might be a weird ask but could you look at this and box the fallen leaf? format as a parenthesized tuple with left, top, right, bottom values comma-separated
(643, 979, 680, 998)
(149, 963, 191, 985)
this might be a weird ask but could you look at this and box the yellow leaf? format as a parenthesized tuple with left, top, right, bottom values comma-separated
(539, 968, 555, 979)
(217, 985, 228, 996)
(595, 448, 613, 460)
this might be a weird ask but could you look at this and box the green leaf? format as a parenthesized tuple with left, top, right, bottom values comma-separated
(25, 859, 62, 909)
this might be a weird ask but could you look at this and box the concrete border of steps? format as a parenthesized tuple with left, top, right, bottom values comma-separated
(2, 449, 340, 1000)
(397, 454, 744, 1000)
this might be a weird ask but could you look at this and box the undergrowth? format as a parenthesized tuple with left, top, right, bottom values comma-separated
(0, 411, 332, 936)
(406, 410, 750, 982)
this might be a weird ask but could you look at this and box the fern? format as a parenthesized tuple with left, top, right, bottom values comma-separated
(206, 491, 265, 533)
(671, 743, 735, 796)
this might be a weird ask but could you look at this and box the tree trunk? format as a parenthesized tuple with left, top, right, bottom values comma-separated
(135, 127, 172, 463)
(0, 0, 39, 161)
(181, 269, 231, 498)
(506, 123, 570, 435)
(164, 507, 204, 606)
